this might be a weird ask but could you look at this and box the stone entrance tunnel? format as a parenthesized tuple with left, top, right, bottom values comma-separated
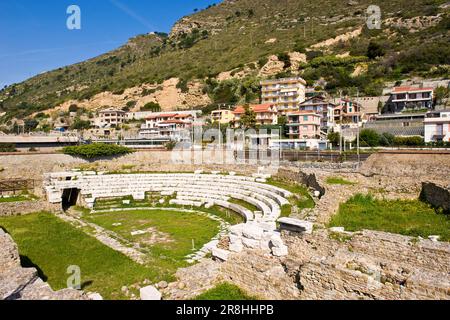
(61, 188, 80, 211)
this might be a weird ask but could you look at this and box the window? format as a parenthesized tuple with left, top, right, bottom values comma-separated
(303, 116, 308, 121)
(409, 93, 417, 99)
(423, 92, 430, 98)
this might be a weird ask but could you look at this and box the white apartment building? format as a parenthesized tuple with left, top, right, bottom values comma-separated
(139, 113, 195, 140)
(424, 110, 450, 143)
(260, 77, 307, 115)
(387, 86, 434, 113)
(93, 108, 126, 128)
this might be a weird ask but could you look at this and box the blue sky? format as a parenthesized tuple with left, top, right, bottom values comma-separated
(0, 0, 220, 88)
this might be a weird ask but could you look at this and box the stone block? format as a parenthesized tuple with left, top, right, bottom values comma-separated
(88, 293, 103, 300)
(270, 234, 284, 248)
(242, 238, 261, 249)
(229, 242, 244, 253)
(230, 224, 245, 237)
(212, 248, 230, 261)
(278, 218, 313, 234)
(329, 227, 345, 233)
(140, 286, 162, 300)
(242, 225, 264, 240)
(272, 245, 288, 257)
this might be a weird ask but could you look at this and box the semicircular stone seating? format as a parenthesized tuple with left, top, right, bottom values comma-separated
(44, 171, 293, 258)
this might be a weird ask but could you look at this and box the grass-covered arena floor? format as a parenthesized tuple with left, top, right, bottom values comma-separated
(0, 208, 222, 299)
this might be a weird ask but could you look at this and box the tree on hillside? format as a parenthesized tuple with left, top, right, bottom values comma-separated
(367, 41, 385, 60)
(434, 86, 449, 106)
(69, 104, 78, 113)
(141, 102, 161, 112)
(240, 105, 256, 129)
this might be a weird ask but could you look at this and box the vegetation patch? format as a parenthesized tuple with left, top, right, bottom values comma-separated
(267, 178, 315, 212)
(229, 198, 259, 212)
(84, 209, 221, 269)
(0, 190, 38, 203)
(0, 195, 30, 203)
(0, 212, 155, 299)
(0, 143, 17, 153)
(326, 177, 356, 185)
(329, 194, 450, 242)
(194, 283, 257, 300)
(62, 143, 133, 159)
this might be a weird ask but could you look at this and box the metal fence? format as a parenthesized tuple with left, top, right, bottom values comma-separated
(0, 179, 35, 195)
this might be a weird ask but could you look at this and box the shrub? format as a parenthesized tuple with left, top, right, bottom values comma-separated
(277, 52, 291, 69)
(70, 118, 91, 131)
(62, 143, 133, 159)
(359, 129, 380, 147)
(68, 104, 78, 113)
(393, 136, 424, 147)
(141, 102, 161, 112)
(0, 143, 17, 152)
(176, 79, 189, 93)
(126, 101, 137, 109)
(367, 41, 385, 60)
(379, 132, 395, 146)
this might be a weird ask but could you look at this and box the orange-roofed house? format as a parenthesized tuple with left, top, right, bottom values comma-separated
(286, 111, 322, 139)
(140, 112, 195, 138)
(388, 86, 434, 113)
(232, 104, 278, 128)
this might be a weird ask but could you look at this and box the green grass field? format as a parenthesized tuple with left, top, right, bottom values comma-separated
(194, 283, 256, 300)
(84, 209, 221, 268)
(329, 194, 450, 241)
(326, 177, 356, 185)
(0, 209, 223, 299)
(0, 212, 155, 299)
(0, 195, 29, 203)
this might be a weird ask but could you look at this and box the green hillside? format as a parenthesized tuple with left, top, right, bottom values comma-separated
(0, 0, 449, 122)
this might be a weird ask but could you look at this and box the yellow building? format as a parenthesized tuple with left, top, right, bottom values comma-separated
(210, 109, 235, 124)
(260, 77, 307, 115)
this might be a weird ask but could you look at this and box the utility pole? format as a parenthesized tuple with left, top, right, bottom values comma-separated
(356, 90, 361, 168)
(338, 90, 343, 155)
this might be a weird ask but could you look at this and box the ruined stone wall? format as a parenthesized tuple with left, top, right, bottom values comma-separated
(284, 230, 450, 300)
(0, 201, 61, 217)
(220, 250, 300, 300)
(198, 230, 450, 300)
(0, 151, 269, 182)
(276, 168, 325, 196)
(361, 152, 450, 183)
(420, 182, 450, 214)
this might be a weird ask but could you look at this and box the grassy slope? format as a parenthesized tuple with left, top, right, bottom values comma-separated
(194, 283, 256, 300)
(326, 177, 356, 185)
(267, 178, 315, 217)
(0, 212, 154, 299)
(1, 0, 448, 120)
(0, 195, 29, 203)
(329, 194, 450, 241)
